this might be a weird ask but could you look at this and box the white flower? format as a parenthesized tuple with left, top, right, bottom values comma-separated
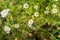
(34, 12, 39, 17)
(28, 19, 34, 28)
(34, 5, 38, 10)
(13, 24, 19, 28)
(44, 10, 49, 14)
(52, 4, 57, 8)
(4, 26, 11, 34)
(28, 19, 34, 25)
(23, 3, 29, 9)
(28, 19, 36, 30)
(0, 9, 10, 18)
(51, 8, 58, 14)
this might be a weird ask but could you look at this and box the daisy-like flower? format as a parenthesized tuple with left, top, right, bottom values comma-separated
(28, 19, 34, 29)
(51, 8, 58, 14)
(28, 19, 34, 25)
(34, 5, 38, 10)
(52, 4, 57, 8)
(0, 9, 10, 18)
(44, 10, 49, 14)
(13, 24, 20, 28)
(34, 12, 39, 17)
(23, 3, 29, 9)
(4, 26, 11, 34)
(28, 19, 36, 30)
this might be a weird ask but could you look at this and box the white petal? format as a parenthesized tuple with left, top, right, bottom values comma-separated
(13, 24, 20, 28)
(44, 10, 49, 14)
(4, 26, 11, 33)
(34, 5, 38, 10)
(34, 12, 39, 17)
(28, 19, 34, 25)
(51, 8, 58, 13)
(1, 9, 10, 18)
(52, 4, 57, 8)
(23, 3, 29, 9)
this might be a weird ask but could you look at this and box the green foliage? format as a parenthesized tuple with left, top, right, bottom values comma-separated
(0, 0, 60, 40)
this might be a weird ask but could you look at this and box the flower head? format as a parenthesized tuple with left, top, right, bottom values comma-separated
(51, 8, 58, 14)
(13, 24, 20, 28)
(34, 5, 38, 10)
(44, 10, 49, 14)
(23, 3, 29, 9)
(34, 12, 39, 17)
(28, 19, 33, 27)
(4, 26, 11, 34)
(28, 19, 34, 25)
(52, 4, 57, 8)
(1, 9, 10, 18)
